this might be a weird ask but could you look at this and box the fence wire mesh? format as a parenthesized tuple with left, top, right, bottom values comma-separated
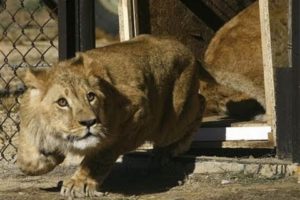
(0, 0, 58, 163)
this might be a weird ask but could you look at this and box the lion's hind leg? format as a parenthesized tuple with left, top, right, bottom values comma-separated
(150, 122, 199, 170)
(171, 92, 205, 156)
(151, 93, 205, 168)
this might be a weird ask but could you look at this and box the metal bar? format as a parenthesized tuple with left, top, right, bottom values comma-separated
(58, 0, 76, 60)
(136, 0, 150, 34)
(76, 0, 95, 51)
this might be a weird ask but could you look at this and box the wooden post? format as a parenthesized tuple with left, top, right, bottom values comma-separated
(259, 0, 296, 160)
(118, 0, 139, 41)
(258, 0, 277, 146)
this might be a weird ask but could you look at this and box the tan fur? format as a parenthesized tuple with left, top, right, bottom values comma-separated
(17, 35, 205, 197)
(203, 1, 288, 118)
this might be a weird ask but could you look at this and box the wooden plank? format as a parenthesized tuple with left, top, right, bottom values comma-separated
(137, 125, 273, 151)
(195, 126, 271, 142)
(258, 0, 277, 145)
(260, 1, 294, 160)
(137, 121, 274, 150)
(118, 0, 134, 41)
(137, 140, 274, 150)
(202, 115, 267, 128)
(192, 141, 274, 149)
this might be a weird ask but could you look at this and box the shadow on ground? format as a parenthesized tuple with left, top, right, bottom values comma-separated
(39, 153, 196, 196)
(102, 154, 196, 195)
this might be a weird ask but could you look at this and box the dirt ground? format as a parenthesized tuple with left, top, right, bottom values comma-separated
(1, 157, 300, 200)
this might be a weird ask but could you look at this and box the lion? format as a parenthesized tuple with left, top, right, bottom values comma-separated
(203, 1, 288, 120)
(17, 35, 205, 197)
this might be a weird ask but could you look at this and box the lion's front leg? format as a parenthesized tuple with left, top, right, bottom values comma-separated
(61, 170, 102, 198)
(60, 150, 119, 198)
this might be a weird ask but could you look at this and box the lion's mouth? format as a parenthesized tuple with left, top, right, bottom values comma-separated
(79, 132, 93, 140)
(63, 127, 104, 150)
(66, 131, 96, 142)
(70, 131, 101, 150)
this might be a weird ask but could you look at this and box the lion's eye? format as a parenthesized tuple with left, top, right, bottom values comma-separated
(57, 98, 68, 107)
(87, 92, 96, 102)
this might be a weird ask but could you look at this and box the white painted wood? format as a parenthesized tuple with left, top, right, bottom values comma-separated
(194, 126, 271, 141)
(118, 0, 139, 41)
(118, 0, 133, 41)
(258, 0, 277, 145)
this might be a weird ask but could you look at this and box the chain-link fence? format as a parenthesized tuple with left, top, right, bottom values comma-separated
(0, 0, 58, 163)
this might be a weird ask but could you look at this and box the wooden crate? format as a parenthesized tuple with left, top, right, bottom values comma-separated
(118, 1, 297, 157)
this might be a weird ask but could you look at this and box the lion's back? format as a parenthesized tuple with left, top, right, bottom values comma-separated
(85, 35, 196, 89)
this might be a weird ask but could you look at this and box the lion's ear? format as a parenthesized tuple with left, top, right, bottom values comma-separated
(72, 52, 93, 67)
(19, 67, 49, 89)
(79, 53, 94, 67)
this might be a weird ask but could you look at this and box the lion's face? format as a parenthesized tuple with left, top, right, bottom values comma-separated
(40, 75, 107, 151)
(17, 55, 109, 175)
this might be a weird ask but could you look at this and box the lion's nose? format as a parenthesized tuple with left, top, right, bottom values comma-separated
(79, 119, 97, 127)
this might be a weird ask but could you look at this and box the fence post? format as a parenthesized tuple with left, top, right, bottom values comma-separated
(76, 0, 95, 51)
(58, 0, 76, 60)
(58, 0, 95, 61)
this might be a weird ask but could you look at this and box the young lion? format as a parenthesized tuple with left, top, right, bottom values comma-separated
(17, 35, 205, 197)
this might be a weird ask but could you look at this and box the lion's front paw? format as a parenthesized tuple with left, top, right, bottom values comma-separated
(60, 177, 103, 198)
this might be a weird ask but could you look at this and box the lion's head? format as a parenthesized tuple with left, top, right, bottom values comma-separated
(17, 54, 109, 175)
